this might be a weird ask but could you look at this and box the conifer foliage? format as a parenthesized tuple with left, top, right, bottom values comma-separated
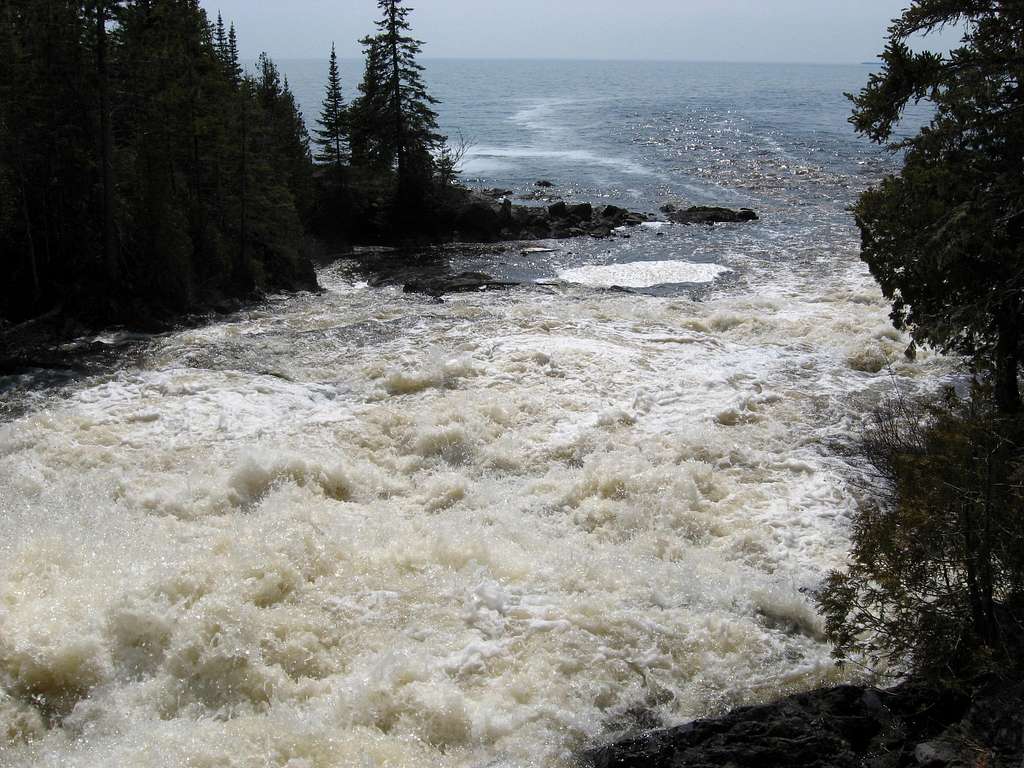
(849, 0, 1024, 412)
(314, 44, 349, 168)
(0, 1, 315, 322)
(351, 0, 444, 180)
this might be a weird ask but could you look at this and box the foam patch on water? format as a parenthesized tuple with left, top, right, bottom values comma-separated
(0, 253, 956, 767)
(558, 260, 732, 288)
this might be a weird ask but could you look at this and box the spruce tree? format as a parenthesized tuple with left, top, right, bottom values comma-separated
(360, 0, 443, 178)
(314, 43, 348, 168)
(0, 0, 315, 320)
(227, 22, 242, 86)
(214, 12, 228, 67)
(349, 37, 386, 167)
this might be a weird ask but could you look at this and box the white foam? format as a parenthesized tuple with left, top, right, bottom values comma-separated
(0, 249, 956, 767)
(558, 260, 732, 288)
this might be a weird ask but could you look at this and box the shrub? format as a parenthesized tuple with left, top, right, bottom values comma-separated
(818, 389, 1024, 683)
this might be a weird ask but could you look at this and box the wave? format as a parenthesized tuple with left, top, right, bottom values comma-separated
(467, 145, 659, 178)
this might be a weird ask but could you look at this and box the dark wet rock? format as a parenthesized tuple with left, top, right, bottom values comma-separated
(581, 680, 1024, 768)
(601, 205, 631, 224)
(585, 686, 890, 768)
(535, 179, 555, 187)
(439, 192, 651, 243)
(454, 202, 502, 240)
(402, 271, 520, 298)
(480, 187, 514, 198)
(566, 202, 594, 221)
(499, 198, 513, 225)
(548, 201, 570, 219)
(666, 206, 759, 225)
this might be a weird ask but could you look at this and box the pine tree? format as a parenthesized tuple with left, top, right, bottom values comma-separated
(314, 43, 348, 168)
(349, 37, 387, 167)
(359, 0, 443, 178)
(226, 22, 242, 86)
(214, 12, 228, 63)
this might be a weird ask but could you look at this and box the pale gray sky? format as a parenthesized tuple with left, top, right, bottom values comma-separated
(200, 1, 962, 63)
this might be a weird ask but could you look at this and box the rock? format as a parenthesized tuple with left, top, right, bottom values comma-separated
(403, 271, 520, 298)
(582, 683, 978, 768)
(566, 202, 593, 221)
(454, 202, 501, 240)
(601, 205, 630, 223)
(914, 741, 958, 766)
(660, 202, 678, 214)
(668, 206, 759, 225)
(499, 198, 513, 225)
(444, 193, 652, 243)
(548, 201, 570, 219)
(480, 188, 514, 198)
(959, 679, 1024, 766)
(535, 179, 555, 187)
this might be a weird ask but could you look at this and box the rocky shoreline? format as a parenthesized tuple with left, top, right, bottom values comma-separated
(446, 185, 759, 243)
(0, 187, 761, 367)
(583, 679, 1024, 768)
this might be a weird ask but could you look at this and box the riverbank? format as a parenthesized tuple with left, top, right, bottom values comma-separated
(0, 186, 758, 374)
(584, 677, 1024, 768)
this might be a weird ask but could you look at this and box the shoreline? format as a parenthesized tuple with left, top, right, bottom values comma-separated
(583, 677, 1023, 768)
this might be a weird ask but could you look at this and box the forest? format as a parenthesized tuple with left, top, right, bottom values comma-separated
(0, 0, 454, 328)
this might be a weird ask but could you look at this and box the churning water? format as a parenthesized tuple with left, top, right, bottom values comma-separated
(0, 61, 952, 767)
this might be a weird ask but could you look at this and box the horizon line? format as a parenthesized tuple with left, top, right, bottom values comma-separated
(252, 55, 881, 67)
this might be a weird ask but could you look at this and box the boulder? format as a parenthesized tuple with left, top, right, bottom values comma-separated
(667, 206, 759, 225)
(535, 179, 555, 188)
(601, 205, 630, 223)
(403, 271, 520, 297)
(566, 202, 593, 221)
(548, 201, 570, 219)
(454, 202, 501, 240)
(581, 681, 992, 768)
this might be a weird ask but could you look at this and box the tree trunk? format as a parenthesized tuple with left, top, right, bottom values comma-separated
(388, 3, 403, 176)
(995, 308, 1021, 413)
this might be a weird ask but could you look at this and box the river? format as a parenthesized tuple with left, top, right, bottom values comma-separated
(0, 60, 951, 767)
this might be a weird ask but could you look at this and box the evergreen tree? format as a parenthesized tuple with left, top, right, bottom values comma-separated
(348, 37, 387, 167)
(314, 43, 348, 168)
(358, 0, 443, 178)
(214, 11, 228, 63)
(91, 0, 122, 285)
(227, 22, 242, 86)
(850, 0, 1024, 411)
(0, 1, 316, 322)
(1, 0, 97, 317)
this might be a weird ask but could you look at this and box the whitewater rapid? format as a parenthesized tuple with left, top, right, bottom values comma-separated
(0, 235, 951, 766)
